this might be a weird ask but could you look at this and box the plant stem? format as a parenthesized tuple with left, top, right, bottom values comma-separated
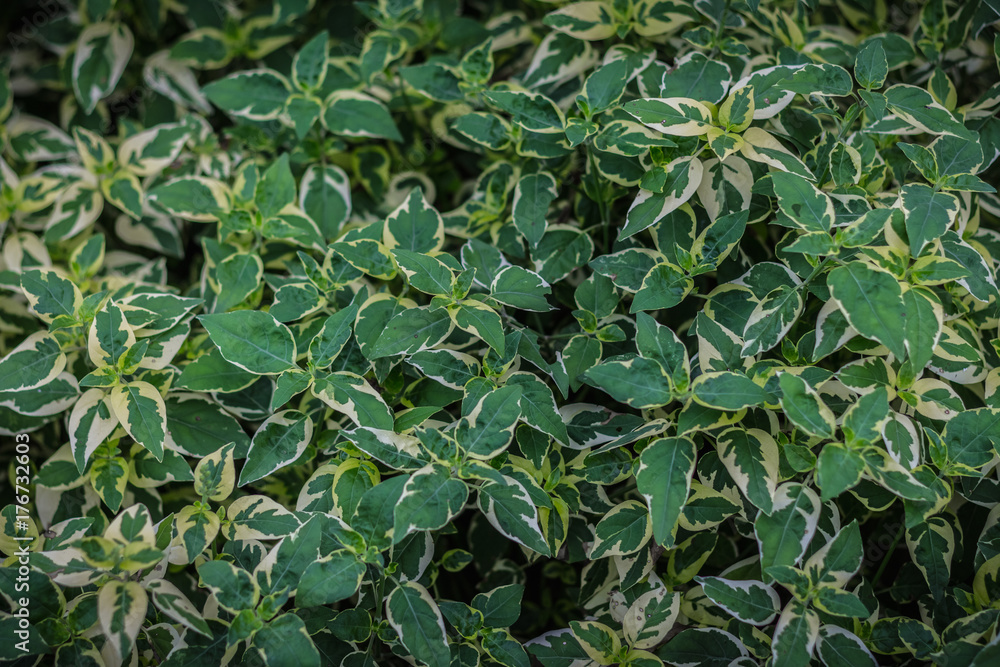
(871, 523, 904, 586)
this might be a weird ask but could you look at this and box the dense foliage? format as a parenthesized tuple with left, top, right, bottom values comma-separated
(3, 0, 1000, 664)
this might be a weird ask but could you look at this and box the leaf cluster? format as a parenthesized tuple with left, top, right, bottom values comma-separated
(3, 0, 1000, 666)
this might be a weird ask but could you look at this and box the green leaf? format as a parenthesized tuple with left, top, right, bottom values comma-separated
(624, 97, 713, 136)
(513, 172, 558, 248)
(299, 165, 351, 240)
(742, 285, 804, 356)
(771, 171, 834, 233)
(0, 333, 66, 393)
(199, 311, 296, 374)
(401, 63, 464, 102)
(393, 249, 453, 296)
(292, 31, 329, 91)
(658, 628, 748, 667)
(101, 171, 144, 220)
(323, 90, 402, 141)
(483, 90, 565, 133)
(383, 187, 444, 253)
(370, 306, 454, 359)
(72, 23, 134, 114)
(942, 408, 1000, 468)
(719, 85, 755, 132)
(623, 159, 702, 239)
(906, 516, 954, 598)
(296, 551, 365, 607)
(314, 373, 395, 430)
(148, 176, 231, 222)
(194, 444, 236, 502)
(716, 427, 779, 514)
(570, 620, 621, 665)
(697, 577, 780, 626)
(805, 520, 864, 587)
(692, 371, 774, 410)
(165, 394, 251, 458)
(590, 500, 651, 558)
(19, 269, 82, 324)
(534, 226, 595, 283)
(330, 239, 397, 281)
(635, 437, 696, 549)
(89, 299, 135, 368)
(456, 384, 522, 459)
(251, 613, 320, 667)
(827, 263, 907, 359)
(772, 601, 820, 667)
(147, 579, 211, 638)
(899, 184, 959, 257)
(504, 372, 568, 443)
(543, 2, 616, 40)
(630, 260, 693, 313)
(583, 357, 673, 409)
(816, 444, 865, 500)
(452, 303, 505, 353)
(204, 69, 291, 121)
(386, 582, 450, 667)
(884, 84, 974, 139)
(239, 410, 313, 485)
(813, 587, 871, 618)
(755, 484, 821, 578)
(256, 154, 297, 220)
(308, 304, 359, 369)
(855, 40, 888, 89)
(98, 580, 147, 660)
(635, 312, 690, 388)
(779, 373, 836, 439)
(490, 266, 551, 312)
(478, 475, 550, 555)
(393, 465, 469, 540)
(109, 381, 166, 461)
(212, 253, 263, 312)
(581, 59, 629, 115)
(816, 626, 878, 667)
(842, 387, 891, 446)
(408, 348, 481, 390)
(472, 584, 524, 628)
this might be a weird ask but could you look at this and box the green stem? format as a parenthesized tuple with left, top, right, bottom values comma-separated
(815, 96, 866, 186)
(803, 255, 835, 286)
(871, 523, 904, 585)
(709, 0, 733, 58)
(394, 67, 418, 131)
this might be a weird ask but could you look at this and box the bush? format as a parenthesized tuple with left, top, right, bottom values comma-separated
(3, 0, 1000, 664)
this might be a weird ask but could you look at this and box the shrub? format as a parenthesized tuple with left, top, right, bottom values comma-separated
(2, 0, 1000, 665)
